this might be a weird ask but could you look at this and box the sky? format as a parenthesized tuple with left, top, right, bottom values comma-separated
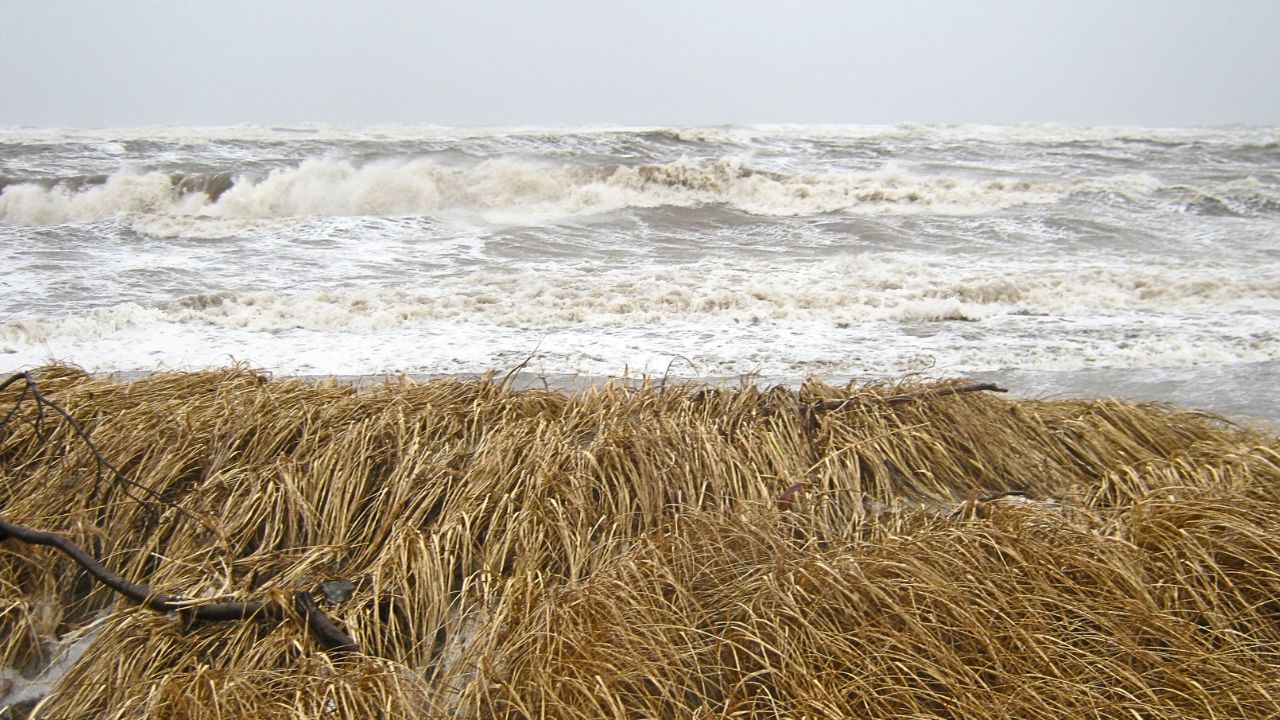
(2, 0, 1277, 128)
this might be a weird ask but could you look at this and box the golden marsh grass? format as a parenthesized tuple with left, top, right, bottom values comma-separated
(1, 365, 1279, 718)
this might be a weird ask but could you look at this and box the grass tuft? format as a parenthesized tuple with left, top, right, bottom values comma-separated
(1, 366, 1278, 718)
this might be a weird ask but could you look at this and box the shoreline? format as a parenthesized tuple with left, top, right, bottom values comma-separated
(86, 359, 1280, 430)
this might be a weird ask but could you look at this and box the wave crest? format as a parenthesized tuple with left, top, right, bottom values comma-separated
(1, 156, 1068, 225)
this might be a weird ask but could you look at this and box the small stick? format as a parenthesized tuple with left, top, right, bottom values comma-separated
(0, 372, 183, 520)
(0, 515, 358, 653)
(812, 382, 1007, 412)
(293, 592, 359, 653)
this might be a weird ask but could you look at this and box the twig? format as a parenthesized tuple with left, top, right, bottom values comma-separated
(0, 371, 212, 531)
(2, 372, 166, 512)
(812, 382, 1008, 412)
(0, 372, 356, 652)
(0, 515, 358, 653)
(293, 591, 359, 653)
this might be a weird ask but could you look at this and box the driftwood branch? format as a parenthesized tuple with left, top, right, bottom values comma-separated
(0, 371, 188, 520)
(0, 372, 358, 653)
(0, 515, 358, 652)
(293, 591, 360, 653)
(812, 382, 1008, 412)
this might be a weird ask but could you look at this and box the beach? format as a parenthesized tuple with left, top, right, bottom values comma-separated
(2, 124, 1280, 717)
(2, 124, 1278, 421)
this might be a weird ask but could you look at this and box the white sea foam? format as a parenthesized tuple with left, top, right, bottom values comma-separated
(2, 124, 1277, 412)
(5, 121, 1274, 225)
(0, 156, 1090, 225)
(9, 153, 1271, 229)
(4, 256, 1277, 378)
(3, 309, 1277, 381)
(4, 258, 1274, 337)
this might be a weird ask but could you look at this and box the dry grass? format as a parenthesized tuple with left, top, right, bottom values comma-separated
(0, 365, 1278, 718)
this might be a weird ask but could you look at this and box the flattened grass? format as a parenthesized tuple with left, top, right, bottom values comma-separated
(1, 366, 1278, 718)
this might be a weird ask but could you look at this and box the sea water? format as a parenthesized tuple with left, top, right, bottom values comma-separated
(1, 124, 1277, 419)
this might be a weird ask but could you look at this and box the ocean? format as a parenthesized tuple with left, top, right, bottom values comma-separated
(1, 124, 1278, 420)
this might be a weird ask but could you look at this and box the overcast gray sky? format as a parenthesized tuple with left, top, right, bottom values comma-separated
(2, 0, 1277, 128)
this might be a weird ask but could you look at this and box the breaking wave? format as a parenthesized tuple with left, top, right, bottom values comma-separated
(4, 124, 1277, 382)
(2, 156, 1078, 225)
(7, 155, 1273, 227)
(1159, 178, 1280, 217)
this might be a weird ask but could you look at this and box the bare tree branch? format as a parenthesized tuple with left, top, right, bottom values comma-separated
(1, 371, 178, 518)
(0, 372, 358, 653)
(0, 515, 357, 652)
